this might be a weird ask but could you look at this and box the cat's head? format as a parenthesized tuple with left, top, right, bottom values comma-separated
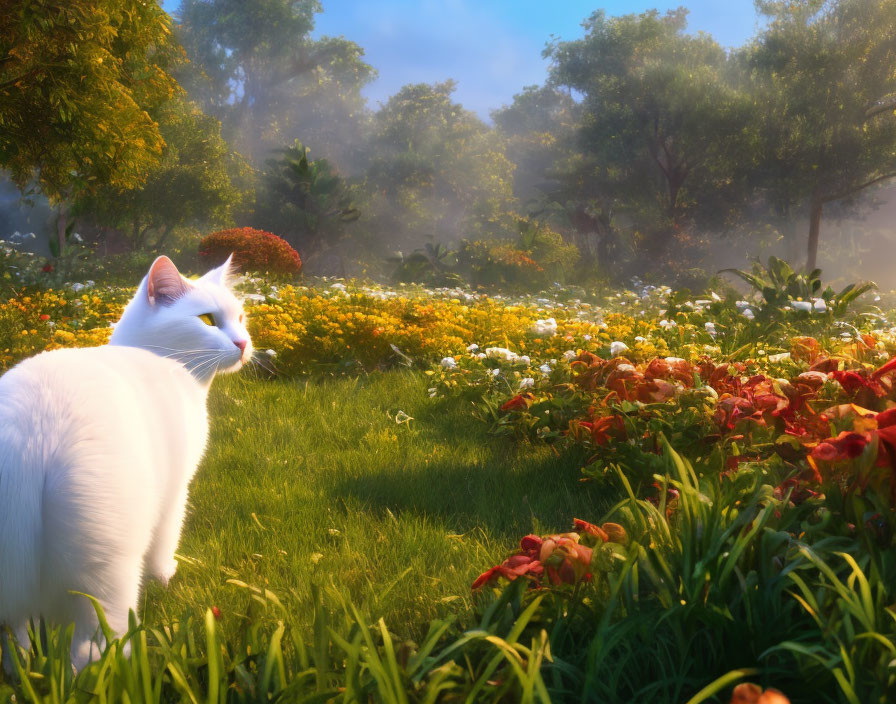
(109, 255, 253, 381)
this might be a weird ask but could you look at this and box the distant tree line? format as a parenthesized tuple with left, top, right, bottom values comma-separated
(1, 0, 895, 280)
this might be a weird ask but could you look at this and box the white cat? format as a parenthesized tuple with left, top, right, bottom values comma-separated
(0, 255, 252, 670)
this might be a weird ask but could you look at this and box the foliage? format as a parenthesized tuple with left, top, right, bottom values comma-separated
(1, 577, 554, 702)
(254, 141, 360, 258)
(389, 242, 464, 287)
(0, 0, 181, 201)
(492, 85, 580, 204)
(177, 0, 375, 166)
(747, 0, 896, 269)
(199, 228, 302, 277)
(361, 81, 518, 253)
(546, 9, 756, 259)
(73, 99, 249, 251)
(723, 256, 877, 320)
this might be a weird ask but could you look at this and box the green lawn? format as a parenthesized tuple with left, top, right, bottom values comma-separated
(142, 370, 612, 642)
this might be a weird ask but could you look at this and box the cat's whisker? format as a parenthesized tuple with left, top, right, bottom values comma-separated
(249, 352, 276, 375)
(191, 352, 228, 379)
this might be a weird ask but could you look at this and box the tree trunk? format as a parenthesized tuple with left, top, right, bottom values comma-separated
(55, 210, 69, 256)
(153, 224, 173, 252)
(807, 198, 823, 272)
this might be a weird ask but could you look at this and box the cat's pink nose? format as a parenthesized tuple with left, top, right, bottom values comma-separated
(234, 339, 247, 353)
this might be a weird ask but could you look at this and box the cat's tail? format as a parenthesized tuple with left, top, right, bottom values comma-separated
(0, 401, 43, 640)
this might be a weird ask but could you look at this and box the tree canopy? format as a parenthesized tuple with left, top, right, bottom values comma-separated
(0, 0, 181, 201)
(177, 0, 375, 166)
(748, 0, 896, 269)
(3, 0, 896, 280)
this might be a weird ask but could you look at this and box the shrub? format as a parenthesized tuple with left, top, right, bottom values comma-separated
(199, 228, 302, 276)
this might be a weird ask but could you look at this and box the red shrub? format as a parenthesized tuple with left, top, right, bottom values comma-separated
(199, 228, 302, 276)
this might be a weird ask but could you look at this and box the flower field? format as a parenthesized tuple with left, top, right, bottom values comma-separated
(3, 265, 896, 702)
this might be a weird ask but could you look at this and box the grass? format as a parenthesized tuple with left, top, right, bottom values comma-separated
(142, 369, 613, 646)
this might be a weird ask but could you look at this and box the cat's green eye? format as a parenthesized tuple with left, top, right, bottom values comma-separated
(198, 313, 216, 327)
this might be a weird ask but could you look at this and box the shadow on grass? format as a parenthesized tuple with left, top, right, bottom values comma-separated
(326, 429, 616, 540)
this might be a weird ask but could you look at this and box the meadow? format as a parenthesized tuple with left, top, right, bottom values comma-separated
(1, 258, 896, 703)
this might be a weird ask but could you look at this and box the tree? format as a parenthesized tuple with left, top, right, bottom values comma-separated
(547, 9, 755, 258)
(748, 0, 896, 270)
(177, 0, 375, 167)
(362, 81, 517, 252)
(0, 0, 181, 201)
(492, 85, 580, 204)
(73, 99, 249, 251)
(254, 140, 359, 258)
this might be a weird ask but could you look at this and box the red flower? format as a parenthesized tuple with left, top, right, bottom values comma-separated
(42, 263, 53, 273)
(471, 566, 503, 589)
(39, 314, 50, 321)
(774, 478, 820, 504)
(211, 606, 222, 620)
(875, 407, 896, 429)
(573, 518, 609, 542)
(829, 370, 881, 395)
(872, 356, 896, 381)
(811, 431, 870, 462)
(500, 394, 532, 412)
(578, 414, 623, 445)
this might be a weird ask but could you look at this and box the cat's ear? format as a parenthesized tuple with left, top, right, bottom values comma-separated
(146, 256, 190, 307)
(203, 253, 235, 287)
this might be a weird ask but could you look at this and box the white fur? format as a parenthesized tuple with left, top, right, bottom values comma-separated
(0, 256, 251, 670)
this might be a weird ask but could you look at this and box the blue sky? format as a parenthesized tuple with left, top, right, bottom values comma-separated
(163, 1, 763, 119)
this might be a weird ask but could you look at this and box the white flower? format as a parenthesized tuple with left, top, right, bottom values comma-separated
(634, 335, 645, 342)
(742, 308, 755, 320)
(790, 300, 812, 312)
(584, 334, 592, 341)
(735, 300, 751, 309)
(440, 356, 457, 369)
(768, 352, 791, 363)
(330, 282, 346, 291)
(71, 232, 84, 243)
(245, 293, 265, 302)
(476, 352, 487, 359)
(812, 298, 827, 313)
(518, 355, 531, 366)
(485, 347, 518, 362)
(466, 343, 479, 352)
(609, 341, 629, 357)
(659, 319, 677, 330)
(562, 350, 577, 361)
(70, 283, 86, 292)
(520, 377, 535, 390)
(705, 322, 717, 335)
(490, 368, 501, 377)
(539, 364, 552, 374)
(695, 299, 711, 306)
(665, 357, 685, 363)
(265, 349, 277, 357)
(711, 291, 722, 302)
(616, 363, 636, 373)
(531, 317, 558, 336)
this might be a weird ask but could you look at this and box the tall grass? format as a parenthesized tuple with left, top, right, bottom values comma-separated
(1, 370, 610, 702)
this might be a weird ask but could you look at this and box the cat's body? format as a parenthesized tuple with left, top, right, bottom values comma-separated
(0, 256, 251, 670)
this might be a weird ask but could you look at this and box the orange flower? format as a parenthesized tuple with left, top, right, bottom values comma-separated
(730, 683, 789, 704)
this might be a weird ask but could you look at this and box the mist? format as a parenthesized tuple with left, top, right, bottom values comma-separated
(3, 0, 895, 295)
